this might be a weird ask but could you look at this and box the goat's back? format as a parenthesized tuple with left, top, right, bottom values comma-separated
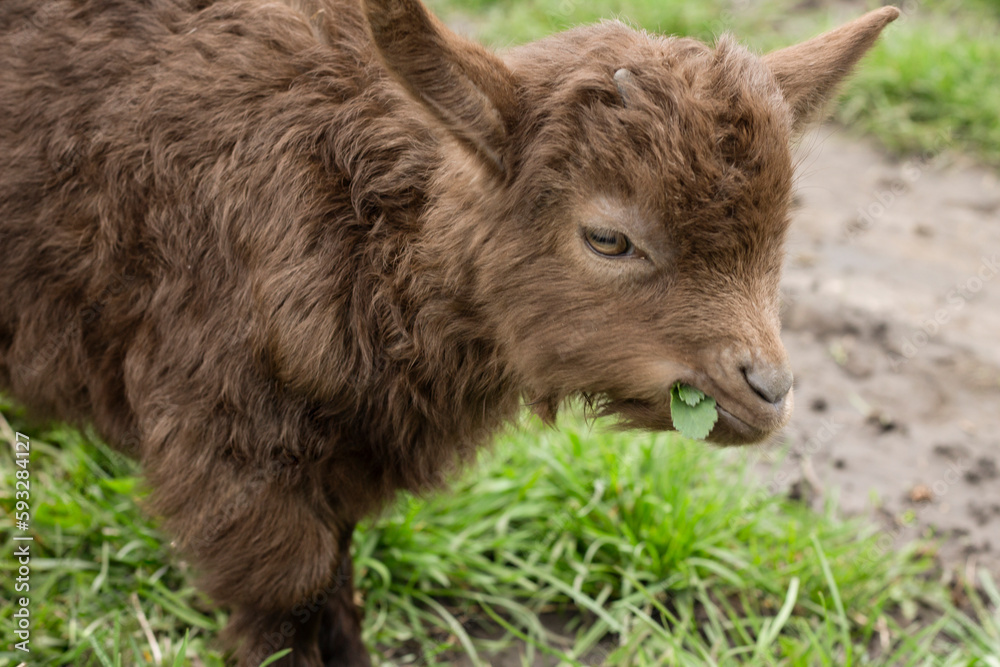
(0, 0, 434, 453)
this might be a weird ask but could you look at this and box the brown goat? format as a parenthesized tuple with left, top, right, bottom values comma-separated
(0, 1, 898, 664)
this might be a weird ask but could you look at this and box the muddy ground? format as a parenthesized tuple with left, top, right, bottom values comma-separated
(771, 126, 1000, 579)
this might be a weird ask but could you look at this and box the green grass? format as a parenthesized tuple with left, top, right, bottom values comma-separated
(836, 12, 1000, 165)
(3, 399, 999, 666)
(2, 2, 1000, 664)
(428, 0, 1000, 166)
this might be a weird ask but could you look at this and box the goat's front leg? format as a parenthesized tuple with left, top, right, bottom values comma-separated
(228, 526, 370, 667)
(233, 524, 370, 667)
(318, 524, 371, 667)
(143, 450, 370, 667)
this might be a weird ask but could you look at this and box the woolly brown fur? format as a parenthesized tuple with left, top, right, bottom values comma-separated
(0, 1, 898, 663)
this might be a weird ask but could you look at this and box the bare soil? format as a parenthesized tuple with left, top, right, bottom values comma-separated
(766, 126, 1000, 579)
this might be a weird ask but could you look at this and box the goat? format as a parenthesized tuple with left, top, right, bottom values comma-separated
(0, 1, 898, 664)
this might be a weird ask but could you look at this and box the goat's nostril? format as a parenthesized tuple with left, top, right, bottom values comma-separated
(743, 364, 793, 405)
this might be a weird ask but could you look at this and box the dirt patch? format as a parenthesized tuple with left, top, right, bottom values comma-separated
(755, 127, 1000, 578)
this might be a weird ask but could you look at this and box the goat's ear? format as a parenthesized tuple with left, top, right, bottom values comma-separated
(363, 0, 520, 175)
(764, 6, 899, 132)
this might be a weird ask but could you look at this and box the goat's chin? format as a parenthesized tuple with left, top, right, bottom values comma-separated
(708, 407, 776, 446)
(597, 398, 779, 447)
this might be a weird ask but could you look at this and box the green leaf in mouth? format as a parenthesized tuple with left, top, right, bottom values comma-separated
(670, 383, 719, 441)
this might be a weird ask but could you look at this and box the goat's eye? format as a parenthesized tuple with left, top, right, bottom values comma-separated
(584, 228, 633, 257)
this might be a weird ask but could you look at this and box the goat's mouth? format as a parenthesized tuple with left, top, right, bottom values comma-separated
(598, 393, 785, 447)
(713, 405, 772, 445)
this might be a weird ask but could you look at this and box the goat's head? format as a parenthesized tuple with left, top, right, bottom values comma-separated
(363, 0, 898, 445)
